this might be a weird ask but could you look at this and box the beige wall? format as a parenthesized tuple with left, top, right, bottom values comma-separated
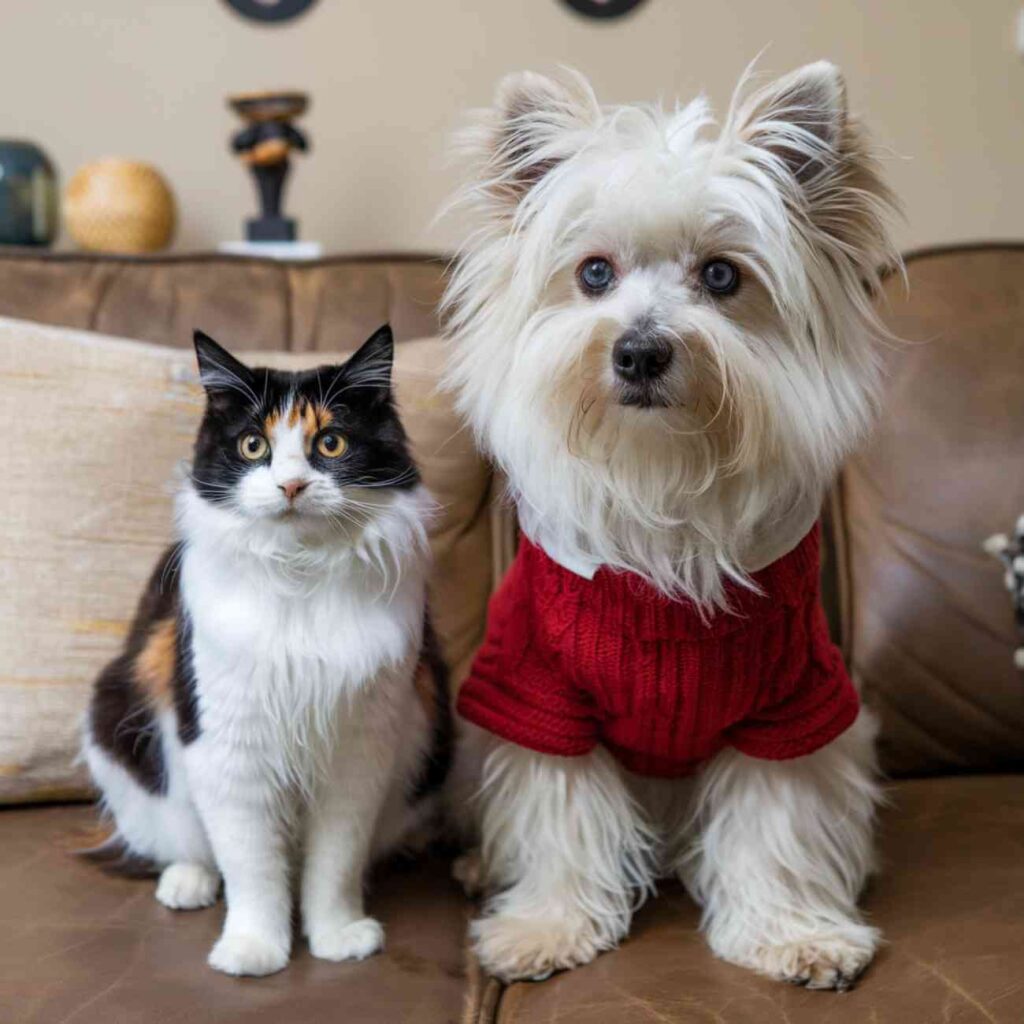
(4, 0, 1022, 255)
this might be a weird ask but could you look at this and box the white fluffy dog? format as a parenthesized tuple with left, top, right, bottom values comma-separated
(443, 63, 899, 990)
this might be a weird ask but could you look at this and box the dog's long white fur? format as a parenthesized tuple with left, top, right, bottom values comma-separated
(682, 710, 882, 983)
(444, 62, 899, 987)
(445, 63, 898, 608)
(471, 736, 657, 978)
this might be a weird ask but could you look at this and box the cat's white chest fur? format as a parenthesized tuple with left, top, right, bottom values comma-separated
(182, 543, 416, 693)
(175, 487, 429, 787)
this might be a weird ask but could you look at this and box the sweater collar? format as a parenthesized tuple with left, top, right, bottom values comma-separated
(518, 507, 601, 580)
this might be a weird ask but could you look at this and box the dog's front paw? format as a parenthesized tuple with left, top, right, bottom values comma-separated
(472, 912, 610, 982)
(747, 927, 879, 991)
(308, 917, 384, 962)
(156, 862, 219, 911)
(208, 930, 290, 977)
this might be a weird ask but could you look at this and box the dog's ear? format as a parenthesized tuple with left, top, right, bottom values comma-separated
(469, 69, 600, 211)
(727, 61, 898, 265)
(730, 61, 848, 187)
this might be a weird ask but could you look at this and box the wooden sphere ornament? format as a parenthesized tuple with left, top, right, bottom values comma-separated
(64, 159, 176, 253)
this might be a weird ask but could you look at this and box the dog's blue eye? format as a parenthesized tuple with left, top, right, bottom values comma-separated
(578, 257, 616, 295)
(702, 259, 739, 295)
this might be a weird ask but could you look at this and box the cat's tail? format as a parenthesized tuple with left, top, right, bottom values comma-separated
(81, 723, 214, 875)
(74, 830, 160, 878)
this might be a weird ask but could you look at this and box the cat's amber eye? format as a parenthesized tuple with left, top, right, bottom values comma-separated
(238, 432, 269, 461)
(315, 431, 347, 459)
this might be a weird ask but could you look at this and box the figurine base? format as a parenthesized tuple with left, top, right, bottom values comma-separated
(246, 216, 296, 242)
(219, 240, 323, 261)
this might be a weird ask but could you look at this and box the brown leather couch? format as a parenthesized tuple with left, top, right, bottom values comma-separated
(1, 246, 1022, 1024)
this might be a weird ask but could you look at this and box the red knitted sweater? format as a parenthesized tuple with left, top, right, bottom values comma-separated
(457, 526, 858, 778)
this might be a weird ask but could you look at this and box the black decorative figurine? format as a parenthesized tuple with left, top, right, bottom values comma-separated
(229, 91, 309, 243)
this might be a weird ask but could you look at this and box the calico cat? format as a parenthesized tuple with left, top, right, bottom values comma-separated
(82, 325, 450, 977)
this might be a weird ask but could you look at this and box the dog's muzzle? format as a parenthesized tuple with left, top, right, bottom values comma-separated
(612, 328, 673, 407)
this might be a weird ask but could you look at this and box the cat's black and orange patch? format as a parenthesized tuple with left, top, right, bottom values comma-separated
(134, 617, 177, 707)
(90, 548, 178, 794)
(290, 397, 333, 435)
(88, 544, 202, 794)
(264, 398, 334, 452)
(174, 613, 201, 744)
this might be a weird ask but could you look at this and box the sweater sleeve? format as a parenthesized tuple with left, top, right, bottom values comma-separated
(456, 558, 599, 758)
(726, 601, 860, 761)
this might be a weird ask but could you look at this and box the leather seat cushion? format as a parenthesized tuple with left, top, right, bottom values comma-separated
(486, 774, 1024, 1024)
(0, 804, 470, 1023)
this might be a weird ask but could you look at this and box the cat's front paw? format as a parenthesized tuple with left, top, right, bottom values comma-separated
(308, 916, 384, 962)
(743, 927, 879, 991)
(156, 862, 219, 911)
(208, 930, 290, 977)
(472, 912, 609, 982)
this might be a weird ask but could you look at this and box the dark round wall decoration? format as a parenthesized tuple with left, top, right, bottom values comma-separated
(224, 0, 318, 24)
(560, 0, 648, 19)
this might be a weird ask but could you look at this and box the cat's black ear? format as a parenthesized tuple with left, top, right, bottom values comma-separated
(193, 330, 256, 397)
(341, 325, 394, 399)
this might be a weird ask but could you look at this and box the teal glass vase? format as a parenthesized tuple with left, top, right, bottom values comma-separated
(0, 141, 58, 247)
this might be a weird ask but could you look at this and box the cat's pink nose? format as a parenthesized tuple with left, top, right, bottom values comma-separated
(279, 479, 309, 502)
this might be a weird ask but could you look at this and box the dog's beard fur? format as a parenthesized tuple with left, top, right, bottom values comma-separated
(443, 62, 901, 607)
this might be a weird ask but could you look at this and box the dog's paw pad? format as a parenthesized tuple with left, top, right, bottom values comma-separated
(472, 913, 608, 982)
(208, 931, 289, 977)
(309, 917, 384, 962)
(156, 862, 219, 911)
(752, 932, 877, 991)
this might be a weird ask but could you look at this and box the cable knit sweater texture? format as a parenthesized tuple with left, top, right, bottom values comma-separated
(457, 525, 858, 777)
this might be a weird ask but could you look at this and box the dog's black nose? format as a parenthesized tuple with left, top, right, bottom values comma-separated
(612, 332, 673, 383)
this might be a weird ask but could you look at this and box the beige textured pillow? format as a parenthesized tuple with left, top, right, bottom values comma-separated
(0, 317, 497, 803)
